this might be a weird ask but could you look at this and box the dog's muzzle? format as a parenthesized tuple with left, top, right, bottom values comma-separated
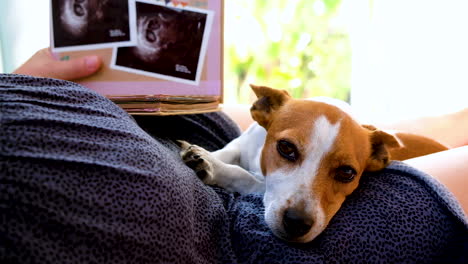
(282, 208, 314, 239)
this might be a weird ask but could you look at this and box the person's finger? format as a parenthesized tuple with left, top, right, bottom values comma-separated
(51, 55, 101, 80)
(13, 48, 102, 81)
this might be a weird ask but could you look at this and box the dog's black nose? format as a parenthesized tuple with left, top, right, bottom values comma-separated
(282, 208, 313, 238)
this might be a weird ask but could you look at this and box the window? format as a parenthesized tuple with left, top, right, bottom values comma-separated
(350, 0, 468, 123)
(0, 0, 50, 73)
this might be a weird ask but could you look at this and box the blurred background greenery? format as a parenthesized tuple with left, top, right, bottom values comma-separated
(223, 0, 351, 104)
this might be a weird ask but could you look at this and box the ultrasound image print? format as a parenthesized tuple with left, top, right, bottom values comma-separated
(114, 1, 210, 83)
(51, 0, 132, 49)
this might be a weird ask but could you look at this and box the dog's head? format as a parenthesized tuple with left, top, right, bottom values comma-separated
(250, 84, 400, 243)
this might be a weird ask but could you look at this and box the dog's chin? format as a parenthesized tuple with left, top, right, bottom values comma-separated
(268, 223, 325, 243)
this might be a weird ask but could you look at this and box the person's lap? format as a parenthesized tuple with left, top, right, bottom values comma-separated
(0, 74, 240, 263)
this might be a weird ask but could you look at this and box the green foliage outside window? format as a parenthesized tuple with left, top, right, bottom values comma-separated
(223, 0, 350, 104)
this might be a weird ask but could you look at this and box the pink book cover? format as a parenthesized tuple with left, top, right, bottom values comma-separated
(50, 0, 223, 115)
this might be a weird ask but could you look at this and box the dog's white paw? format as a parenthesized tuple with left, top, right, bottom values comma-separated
(178, 140, 216, 184)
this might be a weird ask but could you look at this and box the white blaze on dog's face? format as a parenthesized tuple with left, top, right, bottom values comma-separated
(250, 85, 398, 243)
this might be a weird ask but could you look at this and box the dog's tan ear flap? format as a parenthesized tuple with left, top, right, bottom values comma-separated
(249, 84, 291, 128)
(362, 124, 377, 131)
(365, 128, 401, 171)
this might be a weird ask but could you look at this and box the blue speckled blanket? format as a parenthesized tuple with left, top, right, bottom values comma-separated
(1, 74, 467, 263)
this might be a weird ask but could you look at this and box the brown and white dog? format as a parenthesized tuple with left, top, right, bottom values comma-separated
(179, 85, 448, 243)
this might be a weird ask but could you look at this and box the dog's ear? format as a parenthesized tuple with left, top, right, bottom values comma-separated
(365, 128, 401, 171)
(249, 84, 291, 128)
(362, 124, 377, 131)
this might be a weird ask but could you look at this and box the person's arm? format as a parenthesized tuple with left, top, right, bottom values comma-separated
(222, 104, 254, 131)
(377, 108, 468, 148)
(384, 109, 468, 214)
(404, 146, 468, 215)
(13, 48, 101, 81)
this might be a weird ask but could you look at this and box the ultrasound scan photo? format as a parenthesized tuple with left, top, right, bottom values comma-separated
(114, 1, 210, 83)
(51, 0, 132, 49)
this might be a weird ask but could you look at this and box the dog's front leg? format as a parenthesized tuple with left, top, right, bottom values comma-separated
(178, 141, 265, 194)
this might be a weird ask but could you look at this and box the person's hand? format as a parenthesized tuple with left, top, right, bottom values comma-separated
(13, 48, 102, 81)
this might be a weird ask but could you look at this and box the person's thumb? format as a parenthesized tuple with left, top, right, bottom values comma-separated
(13, 48, 102, 81)
(51, 55, 101, 80)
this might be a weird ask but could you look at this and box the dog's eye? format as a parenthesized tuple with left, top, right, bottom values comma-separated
(277, 140, 299, 162)
(335, 166, 356, 183)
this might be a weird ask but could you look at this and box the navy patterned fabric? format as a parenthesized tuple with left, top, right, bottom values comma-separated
(1, 74, 467, 263)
